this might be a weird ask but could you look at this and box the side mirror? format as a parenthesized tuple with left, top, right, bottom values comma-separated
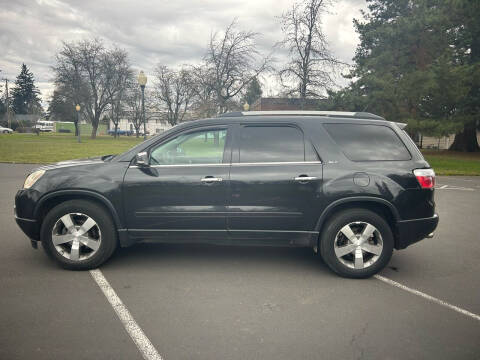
(136, 151, 149, 166)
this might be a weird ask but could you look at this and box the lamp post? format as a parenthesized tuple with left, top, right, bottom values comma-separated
(75, 104, 81, 143)
(243, 102, 250, 111)
(137, 71, 147, 140)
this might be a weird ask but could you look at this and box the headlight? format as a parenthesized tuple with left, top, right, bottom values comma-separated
(23, 170, 45, 189)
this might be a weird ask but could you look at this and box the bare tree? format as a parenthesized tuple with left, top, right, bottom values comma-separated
(105, 48, 133, 138)
(278, 0, 341, 102)
(52, 42, 89, 136)
(125, 82, 154, 138)
(53, 39, 131, 138)
(205, 20, 270, 114)
(188, 64, 217, 118)
(154, 65, 194, 126)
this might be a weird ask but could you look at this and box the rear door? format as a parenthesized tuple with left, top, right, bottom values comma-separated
(227, 123, 323, 245)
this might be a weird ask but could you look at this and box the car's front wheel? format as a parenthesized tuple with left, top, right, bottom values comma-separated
(41, 200, 117, 270)
(320, 208, 394, 278)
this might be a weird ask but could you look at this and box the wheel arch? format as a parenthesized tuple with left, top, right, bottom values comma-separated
(315, 197, 400, 246)
(34, 190, 124, 230)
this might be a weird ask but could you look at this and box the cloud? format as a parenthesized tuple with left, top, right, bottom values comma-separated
(0, 0, 367, 105)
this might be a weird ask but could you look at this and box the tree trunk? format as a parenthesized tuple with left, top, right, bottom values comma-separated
(114, 123, 118, 139)
(449, 121, 479, 152)
(91, 115, 99, 139)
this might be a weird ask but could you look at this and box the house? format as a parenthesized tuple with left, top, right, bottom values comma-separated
(110, 110, 173, 135)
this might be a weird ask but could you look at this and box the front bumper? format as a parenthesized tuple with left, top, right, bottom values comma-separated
(395, 214, 439, 249)
(15, 215, 40, 241)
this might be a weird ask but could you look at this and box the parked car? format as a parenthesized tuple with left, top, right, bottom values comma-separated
(0, 125, 13, 134)
(14, 111, 438, 278)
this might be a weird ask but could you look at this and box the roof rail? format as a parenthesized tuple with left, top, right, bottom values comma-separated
(220, 110, 385, 120)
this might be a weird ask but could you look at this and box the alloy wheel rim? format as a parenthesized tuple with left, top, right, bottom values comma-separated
(333, 221, 383, 270)
(51, 213, 102, 261)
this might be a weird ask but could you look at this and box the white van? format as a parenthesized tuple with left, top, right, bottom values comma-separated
(35, 120, 54, 132)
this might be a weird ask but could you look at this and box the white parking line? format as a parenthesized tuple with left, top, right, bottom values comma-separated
(90, 269, 163, 360)
(374, 275, 480, 322)
(435, 184, 475, 191)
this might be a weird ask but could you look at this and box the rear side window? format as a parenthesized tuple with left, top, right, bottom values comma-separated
(239, 126, 305, 163)
(324, 123, 411, 161)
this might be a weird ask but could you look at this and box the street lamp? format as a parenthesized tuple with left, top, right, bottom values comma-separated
(243, 102, 250, 111)
(75, 104, 81, 143)
(137, 71, 147, 140)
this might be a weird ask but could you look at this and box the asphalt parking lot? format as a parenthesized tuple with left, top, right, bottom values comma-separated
(1, 163, 479, 360)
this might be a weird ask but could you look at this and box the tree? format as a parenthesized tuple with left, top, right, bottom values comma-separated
(125, 82, 154, 138)
(11, 64, 42, 114)
(278, 0, 341, 102)
(47, 87, 79, 134)
(205, 20, 270, 114)
(444, 0, 480, 152)
(241, 76, 263, 107)
(104, 48, 133, 138)
(332, 0, 480, 151)
(53, 39, 131, 138)
(154, 65, 194, 126)
(188, 64, 217, 118)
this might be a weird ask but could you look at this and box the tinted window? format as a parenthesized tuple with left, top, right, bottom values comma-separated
(150, 129, 227, 165)
(324, 123, 411, 161)
(239, 126, 305, 163)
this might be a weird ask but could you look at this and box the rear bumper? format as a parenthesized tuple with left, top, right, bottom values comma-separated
(395, 214, 439, 249)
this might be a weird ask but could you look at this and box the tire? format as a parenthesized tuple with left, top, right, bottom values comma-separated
(319, 208, 393, 279)
(3, 130, 8, 134)
(41, 200, 117, 270)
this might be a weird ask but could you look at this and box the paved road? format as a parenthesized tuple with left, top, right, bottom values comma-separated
(1, 164, 479, 360)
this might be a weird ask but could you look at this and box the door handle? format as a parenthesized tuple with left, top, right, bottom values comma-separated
(201, 177, 223, 183)
(294, 176, 318, 182)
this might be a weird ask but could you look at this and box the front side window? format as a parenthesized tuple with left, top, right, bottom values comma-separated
(239, 125, 305, 163)
(150, 128, 227, 165)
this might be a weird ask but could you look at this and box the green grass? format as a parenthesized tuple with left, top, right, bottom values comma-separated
(422, 150, 480, 176)
(0, 132, 143, 163)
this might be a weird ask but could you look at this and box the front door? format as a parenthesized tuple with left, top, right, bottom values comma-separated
(123, 126, 231, 242)
(227, 123, 323, 245)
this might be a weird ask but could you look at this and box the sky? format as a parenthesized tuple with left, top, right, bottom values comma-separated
(0, 0, 367, 106)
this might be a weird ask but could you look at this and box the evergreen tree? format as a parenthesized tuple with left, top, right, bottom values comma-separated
(242, 77, 263, 107)
(329, 0, 480, 151)
(11, 63, 42, 115)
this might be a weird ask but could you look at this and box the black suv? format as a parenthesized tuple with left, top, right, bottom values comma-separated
(15, 111, 438, 278)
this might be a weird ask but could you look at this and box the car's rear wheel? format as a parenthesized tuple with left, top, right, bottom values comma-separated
(41, 200, 117, 270)
(3, 130, 9, 134)
(320, 208, 393, 278)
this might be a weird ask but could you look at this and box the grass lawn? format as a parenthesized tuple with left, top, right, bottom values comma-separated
(422, 150, 480, 176)
(0, 133, 143, 163)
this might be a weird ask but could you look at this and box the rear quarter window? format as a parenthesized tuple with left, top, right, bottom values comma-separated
(323, 123, 411, 161)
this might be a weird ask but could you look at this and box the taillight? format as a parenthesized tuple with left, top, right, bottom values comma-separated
(413, 168, 435, 189)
